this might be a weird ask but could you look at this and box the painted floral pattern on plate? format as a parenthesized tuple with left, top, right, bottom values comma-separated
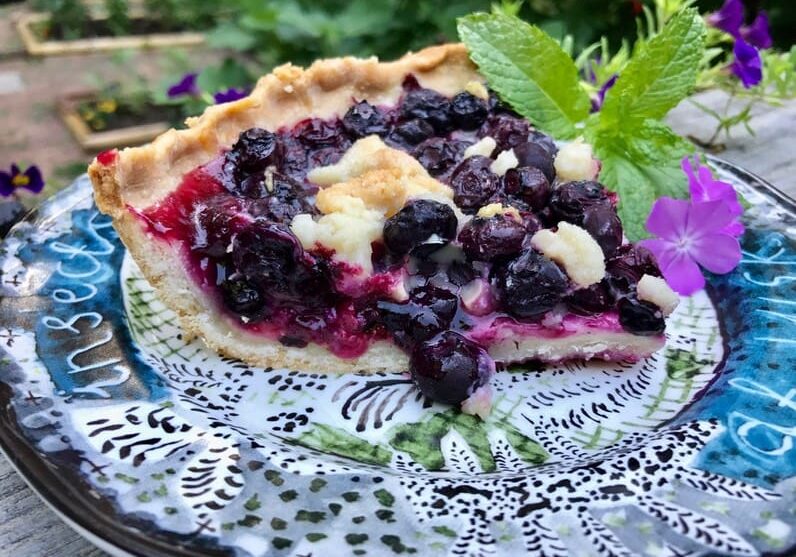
(0, 159, 795, 557)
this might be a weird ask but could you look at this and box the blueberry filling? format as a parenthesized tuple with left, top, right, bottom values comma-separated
(140, 76, 669, 412)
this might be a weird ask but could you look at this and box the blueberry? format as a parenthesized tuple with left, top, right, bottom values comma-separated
(605, 245, 661, 297)
(413, 138, 468, 178)
(449, 156, 500, 212)
(232, 222, 302, 284)
(494, 251, 568, 319)
(227, 128, 281, 176)
(247, 172, 314, 223)
(342, 100, 388, 138)
(220, 277, 266, 318)
(383, 199, 458, 256)
(232, 222, 333, 305)
(479, 113, 530, 152)
(566, 281, 613, 316)
(389, 119, 435, 146)
(191, 196, 245, 258)
(549, 181, 612, 224)
(294, 118, 348, 149)
(377, 285, 458, 347)
(458, 214, 527, 262)
(513, 142, 556, 183)
(501, 166, 551, 211)
(618, 295, 665, 335)
(450, 92, 488, 130)
(447, 260, 478, 287)
(529, 130, 558, 156)
(410, 331, 492, 405)
(278, 136, 308, 180)
(400, 88, 451, 132)
(582, 205, 623, 256)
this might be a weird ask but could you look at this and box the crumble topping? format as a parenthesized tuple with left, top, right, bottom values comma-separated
(464, 80, 489, 99)
(476, 202, 521, 221)
(464, 136, 497, 159)
(489, 148, 519, 176)
(295, 136, 456, 274)
(531, 222, 606, 287)
(637, 274, 679, 316)
(554, 139, 600, 182)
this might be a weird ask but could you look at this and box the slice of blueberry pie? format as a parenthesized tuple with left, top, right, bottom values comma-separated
(89, 44, 679, 416)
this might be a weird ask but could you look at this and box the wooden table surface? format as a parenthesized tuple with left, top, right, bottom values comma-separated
(1, 90, 795, 557)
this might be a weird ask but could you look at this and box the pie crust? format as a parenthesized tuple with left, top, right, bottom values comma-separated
(88, 44, 666, 373)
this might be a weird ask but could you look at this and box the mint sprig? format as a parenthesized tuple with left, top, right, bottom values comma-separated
(457, 13, 591, 139)
(600, 10, 706, 124)
(457, 8, 706, 241)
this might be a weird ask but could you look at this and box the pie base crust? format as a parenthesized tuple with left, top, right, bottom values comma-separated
(89, 44, 664, 373)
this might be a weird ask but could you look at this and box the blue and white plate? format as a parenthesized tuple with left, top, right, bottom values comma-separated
(0, 157, 794, 557)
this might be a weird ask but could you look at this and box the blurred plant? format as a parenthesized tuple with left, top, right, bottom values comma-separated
(574, 0, 795, 149)
(32, 0, 226, 39)
(105, 0, 131, 37)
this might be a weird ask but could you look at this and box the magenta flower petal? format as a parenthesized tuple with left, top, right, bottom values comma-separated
(722, 220, 745, 238)
(730, 38, 763, 88)
(741, 12, 772, 50)
(692, 233, 742, 274)
(652, 244, 707, 296)
(686, 200, 735, 238)
(645, 197, 690, 238)
(706, 0, 744, 36)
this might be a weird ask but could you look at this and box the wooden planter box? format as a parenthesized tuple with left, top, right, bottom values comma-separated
(57, 92, 169, 151)
(16, 11, 205, 56)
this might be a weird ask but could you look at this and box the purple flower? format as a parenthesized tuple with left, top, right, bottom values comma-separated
(167, 73, 199, 98)
(730, 38, 763, 88)
(682, 156, 744, 237)
(640, 198, 742, 295)
(741, 12, 772, 50)
(706, 0, 744, 36)
(213, 88, 248, 104)
(0, 164, 44, 197)
(591, 74, 618, 112)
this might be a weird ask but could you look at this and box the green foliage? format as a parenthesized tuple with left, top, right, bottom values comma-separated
(458, 13, 591, 139)
(104, 0, 131, 36)
(599, 9, 705, 124)
(48, 0, 89, 40)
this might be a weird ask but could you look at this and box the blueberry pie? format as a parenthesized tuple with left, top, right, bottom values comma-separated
(89, 45, 679, 416)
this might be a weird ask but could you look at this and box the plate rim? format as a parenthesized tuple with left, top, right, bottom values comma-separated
(0, 156, 793, 557)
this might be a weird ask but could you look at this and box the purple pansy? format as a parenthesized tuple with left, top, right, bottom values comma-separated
(167, 72, 199, 98)
(0, 164, 44, 197)
(591, 74, 618, 112)
(640, 198, 742, 295)
(213, 88, 248, 104)
(682, 156, 744, 237)
(706, 0, 744, 36)
(730, 38, 763, 88)
(740, 12, 773, 50)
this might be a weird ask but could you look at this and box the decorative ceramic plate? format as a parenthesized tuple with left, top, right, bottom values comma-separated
(0, 157, 795, 557)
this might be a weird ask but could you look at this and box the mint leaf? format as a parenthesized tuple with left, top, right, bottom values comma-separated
(457, 13, 591, 139)
(589, 120, 692, 241)
(600, 9, 705, 124)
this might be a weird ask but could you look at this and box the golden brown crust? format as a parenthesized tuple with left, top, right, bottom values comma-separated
(89, 44, 480, 373)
